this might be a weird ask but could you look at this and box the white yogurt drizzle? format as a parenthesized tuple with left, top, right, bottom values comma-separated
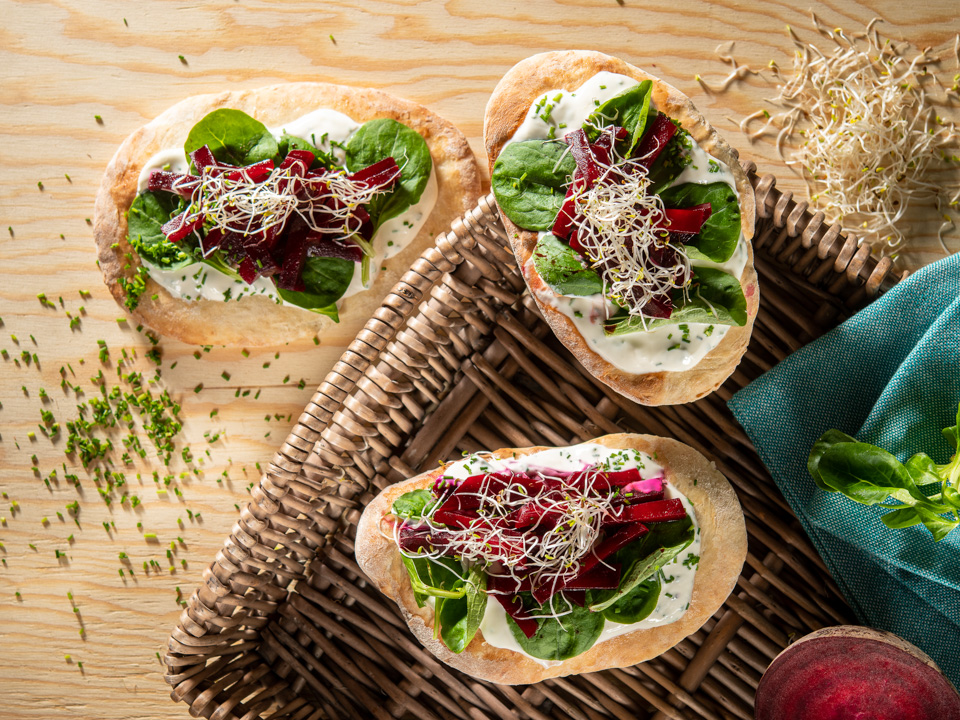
(134, 108, 438, 309)
(428, 442, 701, 668)
(508, 72, 748, 374)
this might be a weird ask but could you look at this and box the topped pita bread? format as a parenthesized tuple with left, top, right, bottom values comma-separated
(94, 82, 481, 346)
(484, 51, 758, 406)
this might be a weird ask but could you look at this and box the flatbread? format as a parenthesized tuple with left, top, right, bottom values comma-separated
(483, 51, 759, 405)
(355, 433, 747, 685)
(94, 82, 481, 346)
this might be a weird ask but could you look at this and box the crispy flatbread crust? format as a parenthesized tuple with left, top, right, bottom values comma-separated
(94, 83, 481, 346)
(483, 51, 759, 405)
(355, 433, 747, 685)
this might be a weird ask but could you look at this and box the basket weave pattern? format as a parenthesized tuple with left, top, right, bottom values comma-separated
(165, 164, 899, 720)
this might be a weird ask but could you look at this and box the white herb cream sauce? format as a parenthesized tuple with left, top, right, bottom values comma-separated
(507, 72, 748, 374)
(434, 442, 701, 668)
(134, 108, 438, 309)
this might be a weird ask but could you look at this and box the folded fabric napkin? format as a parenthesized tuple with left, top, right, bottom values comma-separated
(728, 252, 960, 685)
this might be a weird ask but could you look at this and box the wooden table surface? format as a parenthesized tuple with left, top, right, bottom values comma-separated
(1, 1, 957, 718)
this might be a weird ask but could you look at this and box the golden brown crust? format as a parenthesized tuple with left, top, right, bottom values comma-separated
(94, 82, 481, 346)
(483, 51, 759, 405)
(355, 433, 747, 685)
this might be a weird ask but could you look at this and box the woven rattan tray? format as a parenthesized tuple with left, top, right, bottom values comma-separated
(164, 162, 901, 720)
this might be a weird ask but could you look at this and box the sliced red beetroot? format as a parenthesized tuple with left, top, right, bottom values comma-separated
(279, 149, 316, 172)
(755, 627, 960, 720)
(487, 572, 532, 594)
(566, 129, 601, 185)
(199, 227, 224, 256)
(190, 145, 229, 172)
(494, 594, 538, 639)
(607, 498, 686, 524)
(277, 219, 311, 291)
(514, 499, 565, 531)
(564, 590, 586, 607)
(620, 476, 664, 504)
(562, 562, 621, 590)
(237, 257, 259, 285)
(305, 237, 364, 263)
(161, 212, 204, 243)
(533, 522, 648, 603)
(552, 175, 585, 241)
(660, 204, 712, 234)
(433, 509, 478, 529)
(147, 170, 199, 198)
(634, 113, 677, 167)
(224, 158, 274, 183)
(349, 156, 401, 189)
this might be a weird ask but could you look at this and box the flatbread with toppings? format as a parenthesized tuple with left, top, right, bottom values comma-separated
(485, 51, 758, 405)
(356, 433, 746, 684)
(94, 82, 481, 346)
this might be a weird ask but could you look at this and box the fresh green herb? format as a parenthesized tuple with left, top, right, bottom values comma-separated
(808, 405, 960, 541)
(391, 489, 437, 520)
(491, 140, 576, 231)
(584, 81, 653, 152)
(184, 109, 278, 167)
(531, 233, 604, 296)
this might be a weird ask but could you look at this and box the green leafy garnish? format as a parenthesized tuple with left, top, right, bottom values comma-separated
(584, 81, 653, 152)
(507, 597, 605, 661)
(531, 233, 604, 296)
(183, 109, 278, 167)
(127, 192, 192, 269)
(807, 404, 960, 541)
(392, 489, 437, 520)
(491, 140, 576, 231)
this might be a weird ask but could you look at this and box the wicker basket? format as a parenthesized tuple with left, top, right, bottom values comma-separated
(164, 162, 900, 720)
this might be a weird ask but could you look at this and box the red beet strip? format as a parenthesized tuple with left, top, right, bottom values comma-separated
(635, 113, 677, 168)
(607, 498, 687, 524)
(660, 204, 712, 234)
(495, 594, 538, 639)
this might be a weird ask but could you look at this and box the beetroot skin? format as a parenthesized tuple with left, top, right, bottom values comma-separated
(756, 627, 960, 720)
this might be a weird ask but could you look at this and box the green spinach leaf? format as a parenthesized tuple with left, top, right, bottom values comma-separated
(275, 256, 354, 321)
(584, 81, 653, 152)
(392, 489, 438, 520)
(532, 233, 604, 296)
(127, 191, 193, 268)
(184, 109, 278, 167)
(491, 140, 576, 231)
(817, 443, 933, 506)
(345, 118, 432, 227)
(507, 600, 605, 661)
(598, 573, 661, 624)
(807, 429, 858, 493)
(658, 181, 740, 263)
(605, 267, 747, 336)
(438, 568, 486, 653)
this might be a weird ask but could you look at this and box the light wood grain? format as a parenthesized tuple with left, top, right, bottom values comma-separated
(0, 2, 957, 719)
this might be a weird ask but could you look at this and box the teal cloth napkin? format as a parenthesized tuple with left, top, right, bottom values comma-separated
(728, 252, 960, 685)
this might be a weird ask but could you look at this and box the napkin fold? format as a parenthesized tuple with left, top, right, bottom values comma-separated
(728, 253, 960, 685)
